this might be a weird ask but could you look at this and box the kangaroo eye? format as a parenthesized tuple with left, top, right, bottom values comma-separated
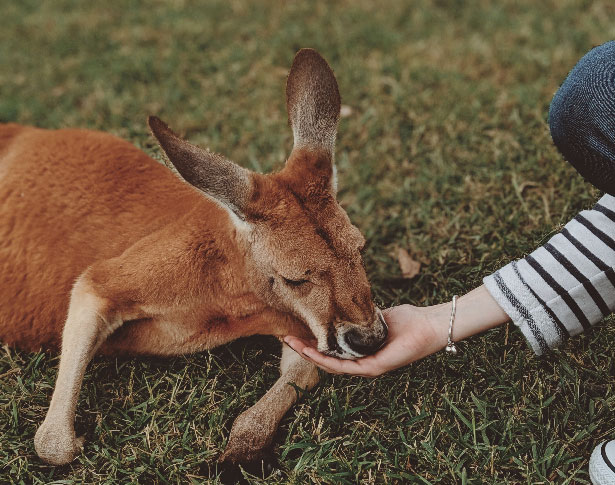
(283, 277, 310, 287)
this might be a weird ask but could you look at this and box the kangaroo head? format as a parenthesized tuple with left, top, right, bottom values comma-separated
(148, 48, 387, 359)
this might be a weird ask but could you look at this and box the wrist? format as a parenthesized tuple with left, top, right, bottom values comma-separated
(423, 285, 510, 351)
(422, 302, 453, 353)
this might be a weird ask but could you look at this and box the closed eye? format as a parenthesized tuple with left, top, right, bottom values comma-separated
(283, 277, 310, 287)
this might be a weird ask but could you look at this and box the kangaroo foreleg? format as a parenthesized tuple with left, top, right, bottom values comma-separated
(219, 343, 319, 464)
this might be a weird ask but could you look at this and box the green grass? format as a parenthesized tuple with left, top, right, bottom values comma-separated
(2, 0, 615, 483)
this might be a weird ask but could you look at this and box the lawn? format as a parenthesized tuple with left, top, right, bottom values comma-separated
(1, 0, 615, 483)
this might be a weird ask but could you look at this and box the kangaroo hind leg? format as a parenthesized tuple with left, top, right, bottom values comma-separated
(34, 277, 123, 465)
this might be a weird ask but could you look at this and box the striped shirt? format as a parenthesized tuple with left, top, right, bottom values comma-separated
(483, 194, 615, 355)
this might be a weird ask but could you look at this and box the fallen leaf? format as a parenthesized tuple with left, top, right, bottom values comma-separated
(397, 248, 421, 279)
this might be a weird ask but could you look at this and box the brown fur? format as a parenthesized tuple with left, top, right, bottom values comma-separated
(0, 49, 386, 466)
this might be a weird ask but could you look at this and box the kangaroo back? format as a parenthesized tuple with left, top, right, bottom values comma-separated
(0, 124, 202, 350)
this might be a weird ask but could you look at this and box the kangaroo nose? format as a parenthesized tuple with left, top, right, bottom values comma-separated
(344, 314, 388, 356)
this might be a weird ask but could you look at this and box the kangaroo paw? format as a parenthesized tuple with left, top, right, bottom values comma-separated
(218, 407, 276, 465)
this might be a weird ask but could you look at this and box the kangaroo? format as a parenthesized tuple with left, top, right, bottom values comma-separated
(0, 49, 387, 467)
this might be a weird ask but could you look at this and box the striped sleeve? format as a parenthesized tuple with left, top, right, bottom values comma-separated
(483, 194, 615, 355)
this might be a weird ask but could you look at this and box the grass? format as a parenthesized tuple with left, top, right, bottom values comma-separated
(1, 0, 615, 483)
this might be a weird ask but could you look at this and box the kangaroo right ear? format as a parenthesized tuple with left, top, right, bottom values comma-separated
(148, 116, 253, 217)
(286, 48, 341, 157)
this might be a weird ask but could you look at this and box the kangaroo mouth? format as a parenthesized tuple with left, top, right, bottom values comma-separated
(320, 326, 356, 359)
(321, 309, 389, 360)
(325, 331, 344, 356)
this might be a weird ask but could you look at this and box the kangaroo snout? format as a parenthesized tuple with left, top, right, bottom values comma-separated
(336, 308, 388, 358)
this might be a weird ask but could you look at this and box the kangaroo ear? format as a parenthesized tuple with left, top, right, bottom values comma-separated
(286, 48, 341, 157)
(285, 49, 341, 194)
(148, 116, 252, 216)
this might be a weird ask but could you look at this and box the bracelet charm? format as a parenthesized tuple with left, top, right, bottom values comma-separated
(446, 295, 458, 354)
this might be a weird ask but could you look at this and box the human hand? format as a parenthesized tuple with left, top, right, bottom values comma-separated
(284, 285, 510, 377)
(284, 304, 449, 377)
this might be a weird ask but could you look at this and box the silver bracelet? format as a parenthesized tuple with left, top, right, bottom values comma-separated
(445, 295, 458, 354)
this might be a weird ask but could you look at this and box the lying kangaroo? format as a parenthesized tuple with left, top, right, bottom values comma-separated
(0, 48, 387, 467)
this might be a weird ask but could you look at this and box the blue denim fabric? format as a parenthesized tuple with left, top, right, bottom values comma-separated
(549, 41, 615, 195)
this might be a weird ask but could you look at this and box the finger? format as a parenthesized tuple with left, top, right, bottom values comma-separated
(307, 353, 376, 376)
(282, 338, 338, 371)
(290, 349, 343, 374)
(283, 339, 345, 374)
(284, 335, 307, 352)
(302, 348, 368, 374)
(283, 336, 313, 354)
(283, 335, 318, 348)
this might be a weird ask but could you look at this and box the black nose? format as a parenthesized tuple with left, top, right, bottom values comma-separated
(344, 322, 388, 356)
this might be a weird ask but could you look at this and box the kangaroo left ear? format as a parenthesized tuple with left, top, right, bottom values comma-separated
(148, 116, 253, 216)
(285, 48, 341, 195)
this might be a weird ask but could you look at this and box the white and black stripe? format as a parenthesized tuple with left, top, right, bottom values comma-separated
(484, 194, 615, 355)
(511, 261, 569, 341)
(493, 271, 550, 354)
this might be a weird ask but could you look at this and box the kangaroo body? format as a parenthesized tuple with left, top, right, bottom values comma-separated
(0, 124, 304, 355)
(0, 49, 387, 467)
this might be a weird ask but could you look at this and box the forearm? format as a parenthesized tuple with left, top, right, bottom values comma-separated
(425, 285, 511, 352)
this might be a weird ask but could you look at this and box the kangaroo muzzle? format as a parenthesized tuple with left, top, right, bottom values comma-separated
(333, 307, 388, 359)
